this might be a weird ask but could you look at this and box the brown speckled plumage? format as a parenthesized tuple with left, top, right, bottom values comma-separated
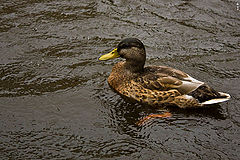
(100, 38, 230, 108)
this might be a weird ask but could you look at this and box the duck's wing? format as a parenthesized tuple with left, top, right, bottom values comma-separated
(136, 66, 204, 95)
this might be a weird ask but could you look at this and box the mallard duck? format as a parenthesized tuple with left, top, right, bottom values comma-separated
(99, 38, 230, 109)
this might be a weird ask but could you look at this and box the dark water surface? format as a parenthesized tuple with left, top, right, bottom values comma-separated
(1, 0, 240, 159)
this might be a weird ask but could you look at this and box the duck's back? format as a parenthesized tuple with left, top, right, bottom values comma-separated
(135, 65, 204, 95)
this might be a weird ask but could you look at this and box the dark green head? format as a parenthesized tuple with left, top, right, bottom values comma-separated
(117, 38, 145, 54)
(99, 38, 146, 72)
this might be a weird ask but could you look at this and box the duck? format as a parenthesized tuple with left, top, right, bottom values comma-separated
(99, 38, 230, 109)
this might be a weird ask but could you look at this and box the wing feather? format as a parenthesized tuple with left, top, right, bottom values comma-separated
(135, 66, 204, 94)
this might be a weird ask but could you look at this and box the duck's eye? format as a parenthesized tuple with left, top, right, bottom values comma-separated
(117, 44, 129, 52)
(121, 44, 128, 49)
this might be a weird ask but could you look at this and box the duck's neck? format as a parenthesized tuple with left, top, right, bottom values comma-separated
(123, 47, 146, 73)
(124, 60, 145, 73)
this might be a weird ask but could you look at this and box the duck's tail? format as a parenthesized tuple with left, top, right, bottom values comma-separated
(189, 84, 231, 105)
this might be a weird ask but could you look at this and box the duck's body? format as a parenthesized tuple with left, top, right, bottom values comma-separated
(99, 38, 230, 108)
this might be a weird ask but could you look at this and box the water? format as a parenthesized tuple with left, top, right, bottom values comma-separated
(0, 0, 240, 159)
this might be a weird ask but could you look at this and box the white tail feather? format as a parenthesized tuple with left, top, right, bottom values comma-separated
(201, 92, 231, 105)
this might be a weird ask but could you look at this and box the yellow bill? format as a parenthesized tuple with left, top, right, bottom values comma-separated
(99, 48, 119, 61)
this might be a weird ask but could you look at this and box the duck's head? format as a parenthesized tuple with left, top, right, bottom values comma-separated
(99, 38, 146, 72)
